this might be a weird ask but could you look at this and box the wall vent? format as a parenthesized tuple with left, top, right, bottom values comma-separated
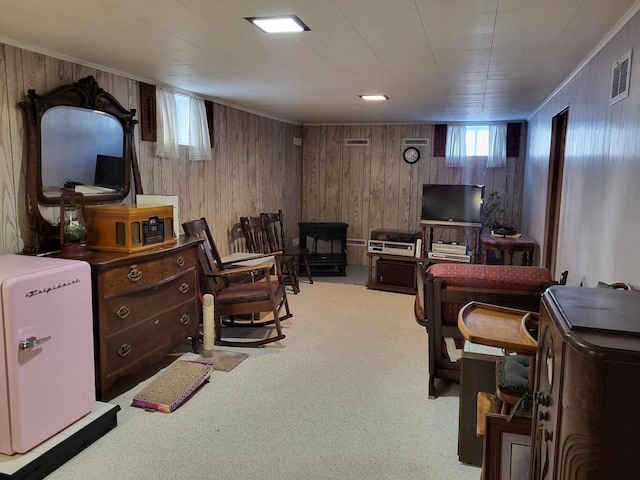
(404, 138, 430, 146)
(293, 137, 302, 146)
(345, 138, 369, 146)
(346, 238, 367, 246)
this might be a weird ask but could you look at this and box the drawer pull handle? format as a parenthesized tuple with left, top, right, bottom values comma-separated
(118, 343, 132, 357)
(116, 306, 131, 319)
(128, 265, 143, 282)
(180, 314, 191, 325)
(154, 319, 160, 325)
(176, 256, 185, 267)
(179, 282, 190, 294)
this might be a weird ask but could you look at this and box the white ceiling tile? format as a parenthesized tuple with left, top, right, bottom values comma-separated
(495, 7, 578, 34)
(0, 0, 635, 123)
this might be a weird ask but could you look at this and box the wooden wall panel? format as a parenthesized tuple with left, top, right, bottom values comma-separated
(325, 126, 342, 222)
(368, 125, 387, 232)
(0, 46, 19, 253)
(0, 43, 302, 257)
(303, 122, 527, 265)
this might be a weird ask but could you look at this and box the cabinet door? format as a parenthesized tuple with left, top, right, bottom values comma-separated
(377, 260, 415, 288)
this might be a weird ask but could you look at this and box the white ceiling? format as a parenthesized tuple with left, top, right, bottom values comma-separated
(0, 0, 637, 124)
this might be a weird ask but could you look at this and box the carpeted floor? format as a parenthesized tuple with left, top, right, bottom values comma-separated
(47, 281, 480, 480)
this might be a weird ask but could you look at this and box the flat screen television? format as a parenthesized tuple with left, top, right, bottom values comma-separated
(421, 184, 485, 224)
(94, 154, 124, 190)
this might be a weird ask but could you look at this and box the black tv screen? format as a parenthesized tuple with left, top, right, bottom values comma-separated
(421, 184, 485, 224)
(94, 154, 124, 189)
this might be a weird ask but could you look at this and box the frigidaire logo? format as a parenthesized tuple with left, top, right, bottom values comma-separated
(25, 278, 81, 298)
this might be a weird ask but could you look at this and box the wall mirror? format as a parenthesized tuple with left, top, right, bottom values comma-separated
(20, 76, 142, 253)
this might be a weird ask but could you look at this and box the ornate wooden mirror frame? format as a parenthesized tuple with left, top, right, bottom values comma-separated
(19, 76, 143, 253)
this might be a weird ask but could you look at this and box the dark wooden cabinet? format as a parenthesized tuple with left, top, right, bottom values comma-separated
(298, 222, 348, 275)
(366, 252, 420, 294)
(88, 236, 202, 399)
(531, 286, 640, 479)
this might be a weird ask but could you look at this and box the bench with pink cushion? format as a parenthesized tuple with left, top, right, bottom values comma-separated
(414, 263, 553, 398)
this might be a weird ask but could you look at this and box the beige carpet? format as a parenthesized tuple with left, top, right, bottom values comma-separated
(47, 282, 480, 480)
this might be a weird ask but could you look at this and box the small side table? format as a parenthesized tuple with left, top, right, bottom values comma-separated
(480, 233, 536, 266)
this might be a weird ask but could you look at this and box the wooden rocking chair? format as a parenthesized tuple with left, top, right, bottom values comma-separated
(183, 217, 292, 347)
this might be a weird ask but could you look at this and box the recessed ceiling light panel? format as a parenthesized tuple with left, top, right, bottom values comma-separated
(245, 15, 310, 33)
(360, 95, 389, 101)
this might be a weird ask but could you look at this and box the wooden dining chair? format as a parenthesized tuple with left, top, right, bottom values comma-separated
(183, 217, 292, 347)
(228, 222, 247, 253)
(261, 209, 313, 287)
(241, 215, 299, 294)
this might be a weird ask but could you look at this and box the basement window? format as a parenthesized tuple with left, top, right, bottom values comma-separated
(466, 125, 489, 156)
(175, 93, 190, 146)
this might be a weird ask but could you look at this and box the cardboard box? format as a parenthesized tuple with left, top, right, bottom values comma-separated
(86, 203, 175, 253)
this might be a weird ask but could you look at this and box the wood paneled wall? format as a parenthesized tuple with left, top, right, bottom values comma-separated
(0, 43, 302, 257)
(302, 123, 526, 265)
(522, 10, 640, 287)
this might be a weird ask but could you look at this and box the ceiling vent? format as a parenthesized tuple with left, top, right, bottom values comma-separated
(404, 138, 430, 146)
(345, 138, 369, 146)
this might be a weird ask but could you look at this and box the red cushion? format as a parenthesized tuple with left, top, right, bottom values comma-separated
(426, 264, 552, 291)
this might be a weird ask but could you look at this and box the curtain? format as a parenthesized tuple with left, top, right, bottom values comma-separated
(155, 87, 179, 160)
(445, 124, 467, 167)
(188, 97, 212, 161)
(487, 123, 507, 168)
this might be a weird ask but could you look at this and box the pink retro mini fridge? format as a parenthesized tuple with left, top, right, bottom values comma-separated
(0, 254, 95, 455)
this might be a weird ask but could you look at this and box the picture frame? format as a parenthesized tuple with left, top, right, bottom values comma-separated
(482, 413, 532, 480)
(610, 49, 632, 106)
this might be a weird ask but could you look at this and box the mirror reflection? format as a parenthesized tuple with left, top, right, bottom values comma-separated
(41, 106, 124, 197)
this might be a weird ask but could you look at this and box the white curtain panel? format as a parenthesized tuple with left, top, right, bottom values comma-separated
(487, 123, 507, 168)
(188, 97, 212, 161)
(155, 87, 180, 160)
(445, 124, 467, 167)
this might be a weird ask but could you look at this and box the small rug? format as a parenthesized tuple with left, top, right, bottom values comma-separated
(198, 350, 249, 372)
(132, 359, 213, 413)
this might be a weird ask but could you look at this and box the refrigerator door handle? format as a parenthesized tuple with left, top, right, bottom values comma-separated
(19, 336, 52, 350)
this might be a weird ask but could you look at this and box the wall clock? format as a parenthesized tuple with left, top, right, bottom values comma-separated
(403, 146, 420, 164)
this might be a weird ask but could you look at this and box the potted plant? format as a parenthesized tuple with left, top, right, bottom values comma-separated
(64, 222, 86, 242)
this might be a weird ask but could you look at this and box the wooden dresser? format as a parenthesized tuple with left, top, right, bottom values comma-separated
(87, 236, 203, 399)
(531, 286, 640, 479)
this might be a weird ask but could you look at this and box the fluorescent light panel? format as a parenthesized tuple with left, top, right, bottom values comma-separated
(360, 95, 389, 101)
(246, 15, 310, 33)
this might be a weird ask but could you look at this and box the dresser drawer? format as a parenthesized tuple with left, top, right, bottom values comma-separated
(102, 269, 196, 337)
(162, 247, 198, 278)
(102, 258, 163, 296)
(104, 300, 197, 376)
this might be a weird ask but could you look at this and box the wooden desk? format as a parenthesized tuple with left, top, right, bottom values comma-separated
(480, 233, 536, 266)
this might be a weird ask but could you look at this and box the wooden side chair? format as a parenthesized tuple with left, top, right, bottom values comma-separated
(241, 215, 299, 294)
(183, 217, 292, 347)
(239, 216, 269, 255)
(261, 209, 313, 286)
(228, 222, 247, 253)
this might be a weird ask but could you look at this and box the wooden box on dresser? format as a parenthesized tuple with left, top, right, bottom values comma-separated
(531, 286, 640, 479)
(87, 236, 203, 400)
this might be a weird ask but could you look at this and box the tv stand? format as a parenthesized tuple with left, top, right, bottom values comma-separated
(420, 220, 482, 263)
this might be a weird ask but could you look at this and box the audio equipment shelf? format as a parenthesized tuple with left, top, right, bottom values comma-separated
(420, 220, 482, 264)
